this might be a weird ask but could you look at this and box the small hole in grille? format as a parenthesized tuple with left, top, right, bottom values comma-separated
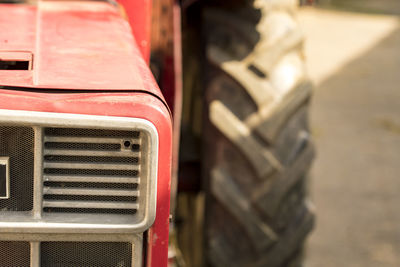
(124, 140, 131, 147)
(0, 241, 30, 267)
(131, 144, 140, 151)
(44, 181, 139, 189)
(45, 142, 121, 150)
(45, 128, 140, 138)
(43, 207, 137, 214)
(44, 155, 139, 164)
(41, 241, 133, 267)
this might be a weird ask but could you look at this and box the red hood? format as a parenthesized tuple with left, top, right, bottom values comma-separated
(0, 1, 162, 99)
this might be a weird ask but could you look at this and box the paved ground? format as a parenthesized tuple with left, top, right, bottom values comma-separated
(298, 8, 400, 267)
(318, 0, 400, 16)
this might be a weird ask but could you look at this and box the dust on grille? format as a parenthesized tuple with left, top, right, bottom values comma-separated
(0, 126, 34, 211)
(41, 242, 132, 267)
(43, 128, 141, 215)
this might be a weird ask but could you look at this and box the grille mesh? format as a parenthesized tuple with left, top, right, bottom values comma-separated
(43, 128, 141, 215)
(0, 241, 30, 267)
(0, 126, 34, 211)
(41, 242, 132, 267)
(44, 169, 138, 176)
(43, 181, 138, 189)
(44, 155, 139, 164)
(45, 142, 121, 150)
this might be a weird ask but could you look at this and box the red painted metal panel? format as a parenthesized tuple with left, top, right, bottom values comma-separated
(0, 2, 172, 266)
(0, 2, 161, 98)
(0, 5, 36, 52)
(116, 0, 152, 63)
(168, 2, 183, 215)
(0, 89, 172, 267)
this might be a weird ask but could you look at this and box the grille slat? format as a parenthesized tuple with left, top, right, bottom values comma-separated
(44, 162, 139, 170)
(44, 175, 139, 184)
(43, 128, 141, 215)
(44, 187, 139, 197)
(44, 181, 138, 189)
(43, 200, 139, 209)
(44, 136, 136, 144)
(44, 169, 138, 176)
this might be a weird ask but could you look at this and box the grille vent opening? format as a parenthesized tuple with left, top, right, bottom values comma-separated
(0, 60, 30, 70)
(0, 126, 34, 211)
(0, 241, 30, 267)
(41, 242, 132, 267)
(0, 51, 32, 71)
(42, 128, 141, 215)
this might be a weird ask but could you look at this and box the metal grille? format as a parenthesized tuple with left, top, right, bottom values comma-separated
(41, 242, 132, 267)
(0, 241, 30, 267)
(0, 126, 34, 211)
(42, 128, 141, 214)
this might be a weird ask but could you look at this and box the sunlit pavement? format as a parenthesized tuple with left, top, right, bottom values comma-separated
(298, 7, 400, 267)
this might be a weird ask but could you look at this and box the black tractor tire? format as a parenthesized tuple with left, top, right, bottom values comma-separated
(203, 1, 315, 267)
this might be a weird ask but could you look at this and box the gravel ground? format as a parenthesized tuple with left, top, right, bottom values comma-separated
(298, 8, 400, 267)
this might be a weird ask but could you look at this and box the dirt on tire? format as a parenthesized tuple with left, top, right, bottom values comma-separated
(202, 1, 315, 266)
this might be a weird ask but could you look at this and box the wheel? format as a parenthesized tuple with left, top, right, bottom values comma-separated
(202, 1, 315, 266)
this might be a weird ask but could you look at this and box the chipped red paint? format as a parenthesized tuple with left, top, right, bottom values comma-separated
(0, 2, 171, 267)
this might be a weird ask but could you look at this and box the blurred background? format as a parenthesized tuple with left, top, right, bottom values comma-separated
(299, 1, 400, 266)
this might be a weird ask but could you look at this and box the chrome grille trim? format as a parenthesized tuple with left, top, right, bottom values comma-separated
(0, 109, 158, 234)
(33, 127, 43, 219)
(31, 242, 40, 267)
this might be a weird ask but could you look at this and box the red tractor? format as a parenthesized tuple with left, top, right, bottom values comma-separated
(0, 0, 314, 266)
